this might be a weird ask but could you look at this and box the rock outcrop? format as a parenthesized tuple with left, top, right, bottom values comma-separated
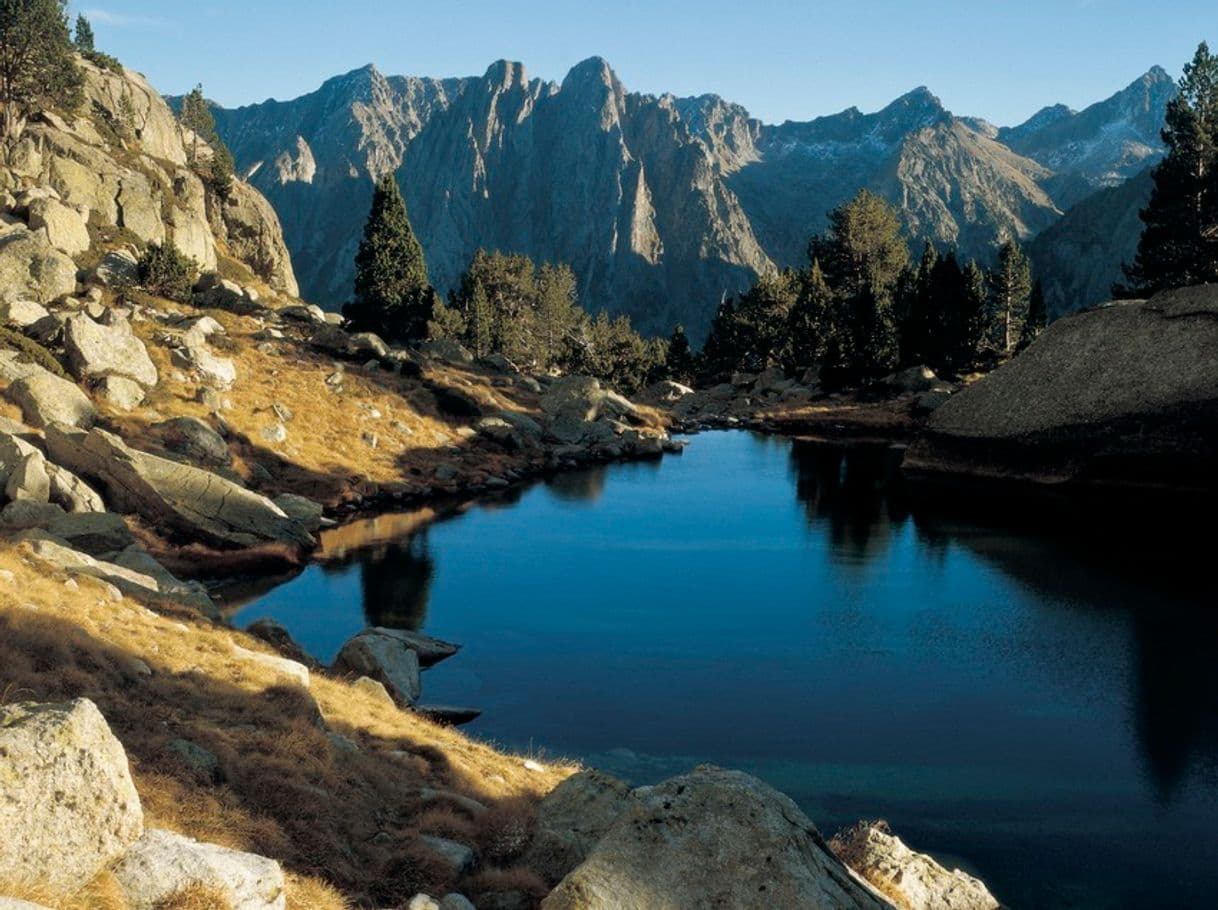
(829, 821, 1001, 910)
(541, 766, 891, 910)
(0, 699, 143, 892)
(333, 629, 423, 706)
(903, 286, 1218, 492)
(46, 424, 314, 550)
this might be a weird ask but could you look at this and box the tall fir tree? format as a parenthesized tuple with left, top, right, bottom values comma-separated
(989, 239, 1032, 354)
(0, 0, 82, 138)
(73, 12, 93, 51)
(1019, 280, 1048, 350)
(466, 279, 494, 359)
(664, 325, 695, 383)
(811, 190, 909, 375)
(788, 259, 834, 369)
(534, 263, 580, 369)
(898, 242, 940, 368)
(1122, 42, 1218, 294)
(345, 172, 434, 343)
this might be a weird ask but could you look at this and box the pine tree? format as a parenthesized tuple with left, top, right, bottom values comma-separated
(0, 0, 83, 138)
(898, 242, 939, 367)
(788, 259, 834, 369)
(535, 263, 579, 369)
(989, 240, 1032, 354)
(466, 279, 494, 360)
(811, 190, 909, 375)
(73, 13, 93, 51)
(178, 84, 214, 166)
(1019, 280, 1048, 350)
(1122, 42, 1218, 295)
(665, 325, 695, 383)
(345, 173, 434, 343)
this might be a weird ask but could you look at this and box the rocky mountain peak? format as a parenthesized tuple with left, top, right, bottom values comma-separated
(483, 59, 530, 91)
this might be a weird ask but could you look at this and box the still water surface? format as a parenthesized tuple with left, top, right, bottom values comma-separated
(234, 432, 1218, 910)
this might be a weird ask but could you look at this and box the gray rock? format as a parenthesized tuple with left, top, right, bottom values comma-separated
(352, 675, 395, 707)
(92, 248, 139, 288)
(47, 511, 135, 556)
(6, 370, 97, 428)
(63, 313, 159, 388)
(156, 416, 231, 465)
(169, 738, 222, 783)
(333, 630, 422, 706)
(272, 493, 325, 532)
(905, 288, 1218, 490)
(5, 451, 50, 502)
(0, 699, 144, 892)
(27, 196, 90, 256)
(193, 272, 263, 315)
(0, 298, 51, 329)
(541, 375, 604, 421)
(112, 828, 286, 910)
(523, 770, 640, 885)
(420, 835, 476, 875)
(368, 626, 461, 667)
(885, 364, 938, 394)
(97, 374, 147, 410)
(1, 499, 66, 529)
(45, 424, 314, 550)
(420, 338, 473, 364)
(541, 766, 890, 910)
(0, 224, 77, 304)
(830, 821, 1000, 910)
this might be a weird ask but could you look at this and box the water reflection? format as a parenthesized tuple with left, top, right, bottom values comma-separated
(787, 439, 909, 561)
(354, 531, 436, 630)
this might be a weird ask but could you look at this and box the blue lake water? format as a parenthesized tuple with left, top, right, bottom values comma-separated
(233, 431, 1218, 910)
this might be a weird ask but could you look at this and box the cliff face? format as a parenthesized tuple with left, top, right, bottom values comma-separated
(212, 60, 1174, 340)
(0, 57, 297, 299)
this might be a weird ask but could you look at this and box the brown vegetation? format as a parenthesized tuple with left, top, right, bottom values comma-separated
(0, 536, 576, 909)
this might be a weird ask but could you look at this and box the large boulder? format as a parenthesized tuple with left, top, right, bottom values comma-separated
(209, 180, 299, 296)
(0, 699, 143, 892)
(5, 369, 97, 429)
(333, 630, 422, 706)
(541, 766, 890, 910)
(63, 313, 159, 388)
(829, 821, 1001, 910)
(541, 375, 605, 421)
(0, 225, 77, 305)
(45, 424, 314, 550)
(26, 196, 90, 256)
(523, 770, 641, 885)
(112, 828, 286, 910)
(366, 626, 460, 667)
(904, 287, 1218, 492)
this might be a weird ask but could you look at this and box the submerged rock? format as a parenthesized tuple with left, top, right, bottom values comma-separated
(0, 699, 144, 892)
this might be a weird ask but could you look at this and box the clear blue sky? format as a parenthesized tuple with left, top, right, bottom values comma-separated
(75, 1, 1212, 125)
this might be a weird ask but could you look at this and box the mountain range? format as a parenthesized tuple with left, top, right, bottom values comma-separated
(210, 59, 1176, 340)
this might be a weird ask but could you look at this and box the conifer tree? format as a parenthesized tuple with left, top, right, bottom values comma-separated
(535, 263, 579, 369)
(73, 13, 93, 51)
(0, 0, 82, 138)
(788, 259, 834, 368)
(665, 325, 695, 383)
(1122, 42, 1218, 294)
(989, 239, 1032, 354)
(178, 84, 213, 165)
(345, 173, 434, 342)
(1019, 280, 1048, 350)
(466, 279, 494, 360)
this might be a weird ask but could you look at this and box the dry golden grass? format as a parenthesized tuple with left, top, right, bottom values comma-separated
(153, 883, 235, 910)
(0, 536, 576, 910)
(0, 871, 126, 910)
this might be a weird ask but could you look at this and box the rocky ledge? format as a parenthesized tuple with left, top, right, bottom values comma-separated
(903, 285, 1218, 495)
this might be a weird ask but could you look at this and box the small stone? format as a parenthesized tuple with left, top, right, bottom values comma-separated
(260, 423, 287, 444)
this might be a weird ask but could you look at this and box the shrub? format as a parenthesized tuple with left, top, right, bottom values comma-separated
(0, 326, 67, 378)
(138, 242, 198, 303)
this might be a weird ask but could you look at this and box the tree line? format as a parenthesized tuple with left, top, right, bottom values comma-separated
(701, 190, 1046, 383)
(345, 174, 668, 392)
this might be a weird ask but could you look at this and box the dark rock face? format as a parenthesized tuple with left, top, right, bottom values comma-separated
(903, 286, 1218, 493)
(213, 61, 1173, 342)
